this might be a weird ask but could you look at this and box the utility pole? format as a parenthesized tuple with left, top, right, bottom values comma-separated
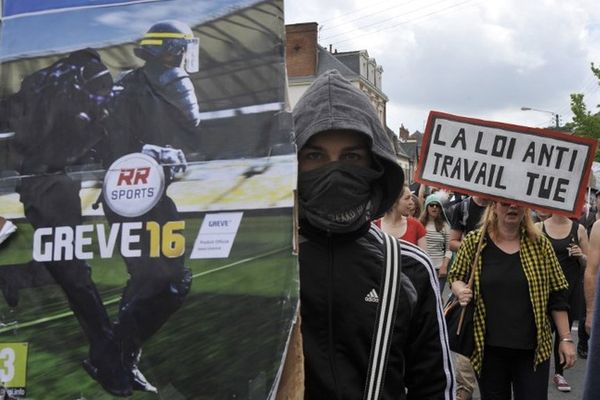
(521, 106, 560, 128)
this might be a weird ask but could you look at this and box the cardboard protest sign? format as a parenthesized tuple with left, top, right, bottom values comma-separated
(0, 0, 297, 398)
(415, 111, 597, 217)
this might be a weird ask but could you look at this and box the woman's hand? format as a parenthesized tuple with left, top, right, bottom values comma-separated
(558, 340, 576, 369)
(451, 281, 473, 306)
(569, 244, 583, 258)
(458, 287, 472, 306)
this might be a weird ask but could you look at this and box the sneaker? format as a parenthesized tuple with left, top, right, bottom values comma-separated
(553, 374, 571, 392)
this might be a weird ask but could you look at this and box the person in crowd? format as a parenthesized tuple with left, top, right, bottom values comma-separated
(449, 201, 575, 400)
(536, 213, 588, 392)
(448, 195, 489, 252)
(410, 193, 423, 218)
(578, 190, 600, 358)
(531, 209, 551, 223)
(419, 193, 452, 290)
(447, 195, 489, 400)
(580, 191, 600, 234)
(583, 220, 600, 400)
(294, 69, 453, 399)
(377, 186, 427, 250)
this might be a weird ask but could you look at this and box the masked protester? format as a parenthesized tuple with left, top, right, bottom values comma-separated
(294, 70, 454, 399)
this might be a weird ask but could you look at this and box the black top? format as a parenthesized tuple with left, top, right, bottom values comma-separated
(543, 222, 581, 280)
(543, 222, 582, 309)
(450, 197, 486, 233)
(481, 237, 536, 349)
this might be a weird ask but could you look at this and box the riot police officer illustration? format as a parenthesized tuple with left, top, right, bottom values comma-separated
(1, 21, 200, 397)
(4, 49, 133, 396)
(84, 20, 201, 395)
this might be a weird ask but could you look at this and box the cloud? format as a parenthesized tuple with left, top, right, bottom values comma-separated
(286, 0, 600, 132)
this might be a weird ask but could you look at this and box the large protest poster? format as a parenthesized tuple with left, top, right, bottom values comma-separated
(0, 0, 298, 398)
(415, 111, 598, 217)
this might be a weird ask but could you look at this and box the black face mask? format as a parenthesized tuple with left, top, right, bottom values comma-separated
(298, 162, 383, 233)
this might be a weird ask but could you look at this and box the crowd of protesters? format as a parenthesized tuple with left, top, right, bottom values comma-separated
(379, 183, 600, 400)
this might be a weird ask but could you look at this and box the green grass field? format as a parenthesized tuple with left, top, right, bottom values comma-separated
(0, 210, 298, 399)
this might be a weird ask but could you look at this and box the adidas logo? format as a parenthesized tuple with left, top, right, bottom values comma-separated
(365, 288, 379, 303)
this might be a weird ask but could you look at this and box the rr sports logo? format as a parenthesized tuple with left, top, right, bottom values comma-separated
(103, 153, 165, 217)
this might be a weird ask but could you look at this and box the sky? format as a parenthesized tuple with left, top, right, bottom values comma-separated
(285, 0, 600, 135)
(0, 0, 240, 60)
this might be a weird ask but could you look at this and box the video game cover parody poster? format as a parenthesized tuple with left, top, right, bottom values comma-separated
(0, 0, 298, 398)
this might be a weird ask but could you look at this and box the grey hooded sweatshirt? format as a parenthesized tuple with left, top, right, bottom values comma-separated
(294, 69, 404, 219)
(294, 70, 454, 400)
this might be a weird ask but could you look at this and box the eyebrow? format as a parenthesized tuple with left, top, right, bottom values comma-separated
(300, 144, 369, 151)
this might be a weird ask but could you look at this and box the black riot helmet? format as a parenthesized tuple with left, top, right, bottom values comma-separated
(134, 20, 199, 73)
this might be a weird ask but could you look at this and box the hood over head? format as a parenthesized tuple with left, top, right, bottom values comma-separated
(425, 193, 449, 224)
(293, 69, 404, 218)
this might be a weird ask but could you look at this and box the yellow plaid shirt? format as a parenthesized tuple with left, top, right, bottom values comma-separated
(448, 228, 568, 374)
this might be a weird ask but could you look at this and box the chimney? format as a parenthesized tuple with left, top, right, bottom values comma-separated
(285, 22, 319, 77)
(398, 125, 410, 141)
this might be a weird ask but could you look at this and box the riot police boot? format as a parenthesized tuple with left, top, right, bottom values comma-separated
(82, 358, 132, 397)
(127, 349, 158, 393)
(84, 336, 131, 396)
(131, 364, 158, 393)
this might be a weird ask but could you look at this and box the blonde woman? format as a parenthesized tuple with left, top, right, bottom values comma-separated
(449, 202, 575, 399)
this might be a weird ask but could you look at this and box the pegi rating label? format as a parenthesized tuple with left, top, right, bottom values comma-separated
(0, 342, 29, 395)
(103, 153, 165, 217)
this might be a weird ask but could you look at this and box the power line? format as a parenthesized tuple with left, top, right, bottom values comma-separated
(326, 0, 476, 46)
(318, 0, 402, 24)
(321, 0, 464, 42)
(320, 0, 421, 32)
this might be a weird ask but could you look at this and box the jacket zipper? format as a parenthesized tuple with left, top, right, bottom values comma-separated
(327, 235, 341, 399)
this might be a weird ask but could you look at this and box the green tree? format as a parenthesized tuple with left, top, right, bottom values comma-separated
(567, 63, 600, 160)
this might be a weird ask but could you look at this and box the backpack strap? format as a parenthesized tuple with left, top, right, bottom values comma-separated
(571, 221, 580, 245)
(461, 197, 470, 229)
(364, 232, 403, 400)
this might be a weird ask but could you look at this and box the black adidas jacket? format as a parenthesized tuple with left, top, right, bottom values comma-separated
(299, 222, 454, 400)
(293, 70, 454, 399)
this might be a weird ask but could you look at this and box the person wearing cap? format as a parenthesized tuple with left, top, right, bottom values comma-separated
(294, 69, 453, 399)
(419, 193, 452, 290)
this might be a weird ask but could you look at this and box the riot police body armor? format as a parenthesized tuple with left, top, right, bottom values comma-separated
(100, 19, 200, 394)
